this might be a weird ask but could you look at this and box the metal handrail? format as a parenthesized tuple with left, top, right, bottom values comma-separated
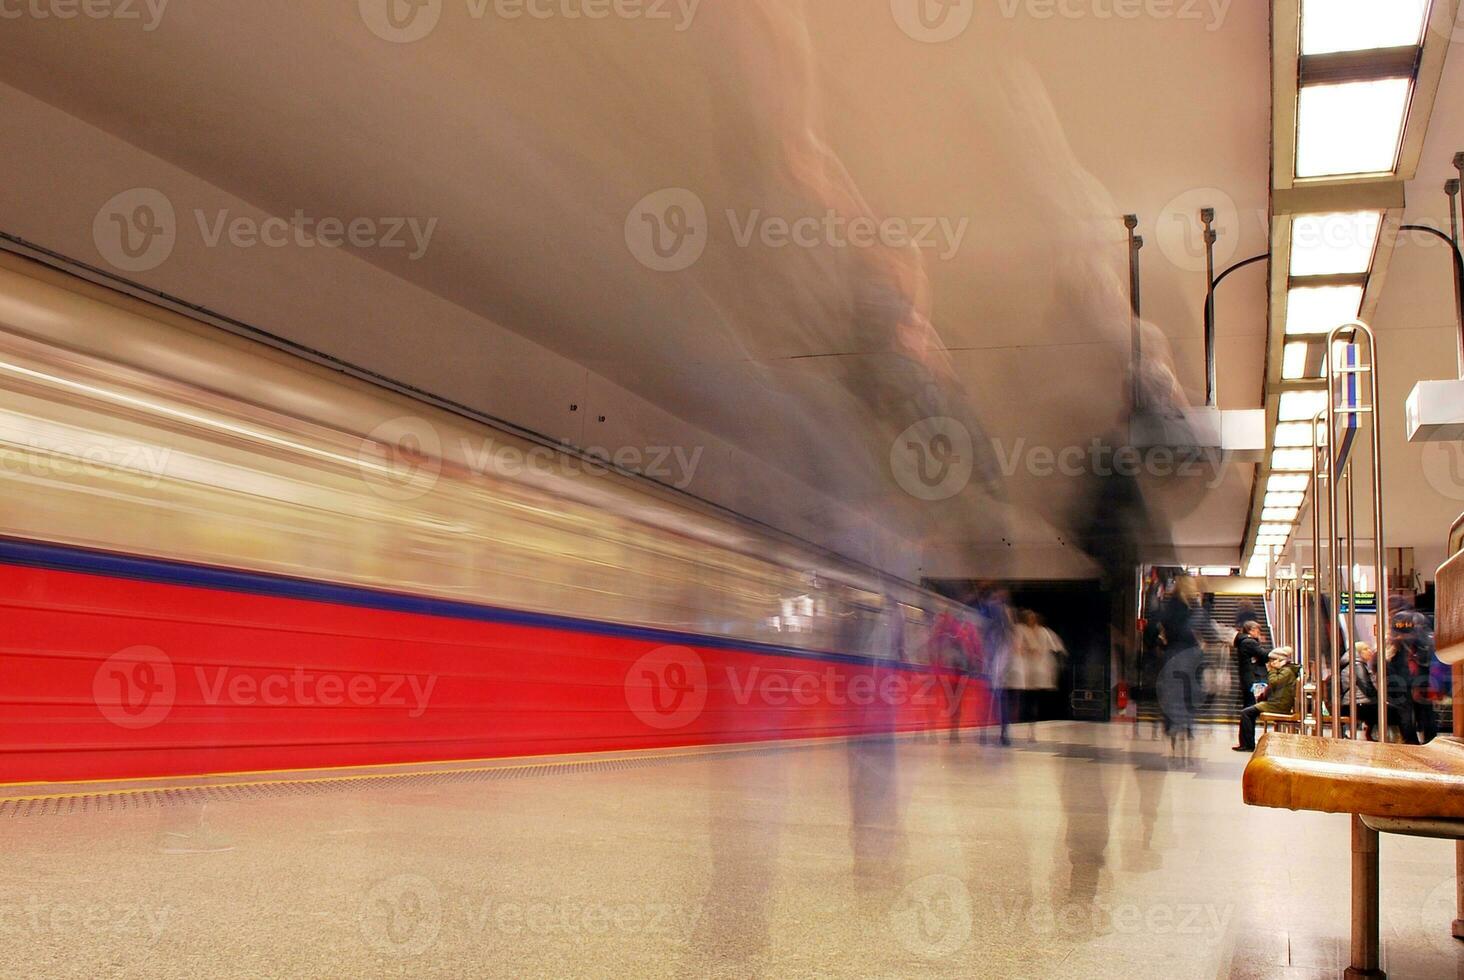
(1324, 322, 1389, 742)
(1448, 509, 1464, 558)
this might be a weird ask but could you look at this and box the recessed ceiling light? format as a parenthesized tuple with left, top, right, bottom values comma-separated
(1283, 342, 1315, 380)
(1269, 473, 1311, 493)
(1300, 0, 1429, 54)
(1263, 507, 1302, 523)
(1296, 78, 1412, 178)
(1286, 285, 1365, 335)
(1290, 211, 1383, 276)
(1266, 491, 1307, 509)
(1279, 389, 1329, 422)
(1274, 422, 1317, 447)
(1273, 449, 1314, 471)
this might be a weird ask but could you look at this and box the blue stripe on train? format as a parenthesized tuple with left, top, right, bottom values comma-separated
(0, 536, 923, 672)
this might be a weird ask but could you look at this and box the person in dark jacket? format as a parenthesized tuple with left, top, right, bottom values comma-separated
(1235, 648, 1299, 752)
(1337, 642, 1379, 739)
(1387, 617, 1440, 745)
(1233, 621, 1267, 709)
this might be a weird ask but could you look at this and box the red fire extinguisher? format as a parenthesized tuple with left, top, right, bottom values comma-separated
(1116, 681, 1129, 711)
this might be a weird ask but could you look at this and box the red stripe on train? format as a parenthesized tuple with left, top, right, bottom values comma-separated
(0, 562, 991, 783)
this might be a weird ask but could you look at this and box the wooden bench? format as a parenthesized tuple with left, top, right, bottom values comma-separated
(1244, 733, 1464, 977)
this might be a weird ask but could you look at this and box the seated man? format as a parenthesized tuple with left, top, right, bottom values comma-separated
(1234, 648, 1299, 752)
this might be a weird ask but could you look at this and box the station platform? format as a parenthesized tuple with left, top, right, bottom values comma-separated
(2, 723, 1460, 979)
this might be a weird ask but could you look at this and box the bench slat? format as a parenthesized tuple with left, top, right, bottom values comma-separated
(1243, 733, 1464, 818)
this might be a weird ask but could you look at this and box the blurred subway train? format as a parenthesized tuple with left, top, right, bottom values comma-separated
(0, 253, 990, 783)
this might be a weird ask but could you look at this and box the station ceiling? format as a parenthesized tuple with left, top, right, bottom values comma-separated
(1, 2, 1458, 579)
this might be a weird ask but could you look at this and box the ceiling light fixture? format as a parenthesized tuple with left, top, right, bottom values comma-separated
(1295, 77, 1412, 178)
(1278, 389, 1329, 422)
(1300, 0, 1430, 55)
(1289, 211, 1383, 276)
(1286, 284, 1365, 335)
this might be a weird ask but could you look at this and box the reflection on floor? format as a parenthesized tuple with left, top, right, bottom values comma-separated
(3, 722, 1462, 979)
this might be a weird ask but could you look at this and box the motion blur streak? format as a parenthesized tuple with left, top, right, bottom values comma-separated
(0, 253, 993, 783)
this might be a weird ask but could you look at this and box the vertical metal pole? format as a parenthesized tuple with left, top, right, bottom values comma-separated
(1125, 215, 1143, 412)
(1456, 648, 1464, 940)
(1448, 176, 1463, 380)
(1311, 413, 1327, 733)
(1325, 353, 1345, 739)
(1346, 814, 1385, 979)
(1345, 460, 1358, 739)
(1202, 207, 1219, 408)
(1356, 322, 1389, 745)
(1305, 568, 1317, 700)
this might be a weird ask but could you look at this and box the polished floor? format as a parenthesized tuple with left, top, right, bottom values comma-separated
(2, 722, 1462, 979)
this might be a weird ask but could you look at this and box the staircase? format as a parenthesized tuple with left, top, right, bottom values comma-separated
(1138, 593, 1272, 725)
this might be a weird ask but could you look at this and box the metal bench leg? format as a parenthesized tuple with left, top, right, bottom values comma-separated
(1455, 840, 1464, 942)
(1345, 814, 1386, 979)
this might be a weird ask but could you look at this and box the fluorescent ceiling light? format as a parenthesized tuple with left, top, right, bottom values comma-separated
(1274, 422, 1318, 447)
(1266, 491, 1306, 509)
(1283, 342, 1316, 380)
(1279, 389, 1329, 422)
(1290, 211, 1383, 276)
(1257, 535, 1290, 547)
(1300, 0, 1429, 54)
(1296, 78, 1412, 178)
(1273, 448, 1314, 471)
(1269, 473, 1311, 493)
(1199, 566, 1234, 577)
(1263, 507, 1302, 523)
(1259, 524, 1295, 538)
(1286, 285, 1365, 335)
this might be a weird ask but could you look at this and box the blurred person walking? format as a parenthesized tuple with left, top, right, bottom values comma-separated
(1034, 613, 1067, 721)
(1008, 610, 1061, 738)
(1382, 606, 1440, 744)
(1156, 576, 1207, 758)
(974, 586, 1015, 746)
